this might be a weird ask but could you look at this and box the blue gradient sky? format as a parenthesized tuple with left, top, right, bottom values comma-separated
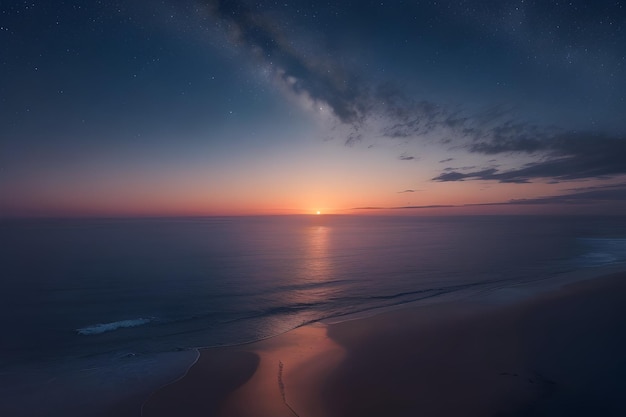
(2, 0, 626, 216)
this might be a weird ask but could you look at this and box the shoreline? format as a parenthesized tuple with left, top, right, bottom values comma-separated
(321, 272, 626, 416)
(140, 269, 626, 417)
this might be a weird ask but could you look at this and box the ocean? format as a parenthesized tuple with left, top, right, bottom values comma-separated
(2, 215, 626, 416)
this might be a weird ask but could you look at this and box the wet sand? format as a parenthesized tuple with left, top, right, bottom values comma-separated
(140, 350, 258, 417)
(142, 272, 626, 417)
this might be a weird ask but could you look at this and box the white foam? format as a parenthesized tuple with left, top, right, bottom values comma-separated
(77, 318, 153, 335)
(582, 252, 618, 265)
(577, 238, 626, 267)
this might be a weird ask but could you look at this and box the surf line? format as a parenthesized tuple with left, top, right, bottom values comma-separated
(278, 360, 301, 417)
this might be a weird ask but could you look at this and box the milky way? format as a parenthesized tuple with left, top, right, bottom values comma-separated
(2, 0, 626, 215)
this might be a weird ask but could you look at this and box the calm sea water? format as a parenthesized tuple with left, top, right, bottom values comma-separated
(2, 215, 626, 415)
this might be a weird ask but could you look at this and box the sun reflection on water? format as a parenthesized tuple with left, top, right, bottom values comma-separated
(277, 223, 336, 318)
(301, 225, 331, 282)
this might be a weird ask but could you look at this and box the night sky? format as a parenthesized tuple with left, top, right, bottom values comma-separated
(2, 0, 626, 216)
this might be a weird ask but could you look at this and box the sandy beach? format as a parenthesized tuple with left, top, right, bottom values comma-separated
(141, 272, 626, 417)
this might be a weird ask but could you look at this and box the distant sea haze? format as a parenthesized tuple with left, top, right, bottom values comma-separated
(1, 215, 626, 416)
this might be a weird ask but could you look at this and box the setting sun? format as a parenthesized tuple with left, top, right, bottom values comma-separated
(316, 210, 321, 215)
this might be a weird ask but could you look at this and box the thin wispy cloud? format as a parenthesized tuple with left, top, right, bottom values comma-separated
(358, 183, 626, 210)
(398, 153, 416, 161)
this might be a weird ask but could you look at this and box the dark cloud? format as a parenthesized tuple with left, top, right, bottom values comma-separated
(433, 168, 528, 183)
(564, 182, 626, 193)
(398, 189, 416, 193)
(434, 132, 626, 183)
(351, 206, 386, 210)
(398, 153, 416, 161)
(443, 165, 478, 172)
(353, 204, 455, 210)
(439, 158, 454, 163)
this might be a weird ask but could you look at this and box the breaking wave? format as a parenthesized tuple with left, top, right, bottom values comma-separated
(77, 318, 154, 335)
